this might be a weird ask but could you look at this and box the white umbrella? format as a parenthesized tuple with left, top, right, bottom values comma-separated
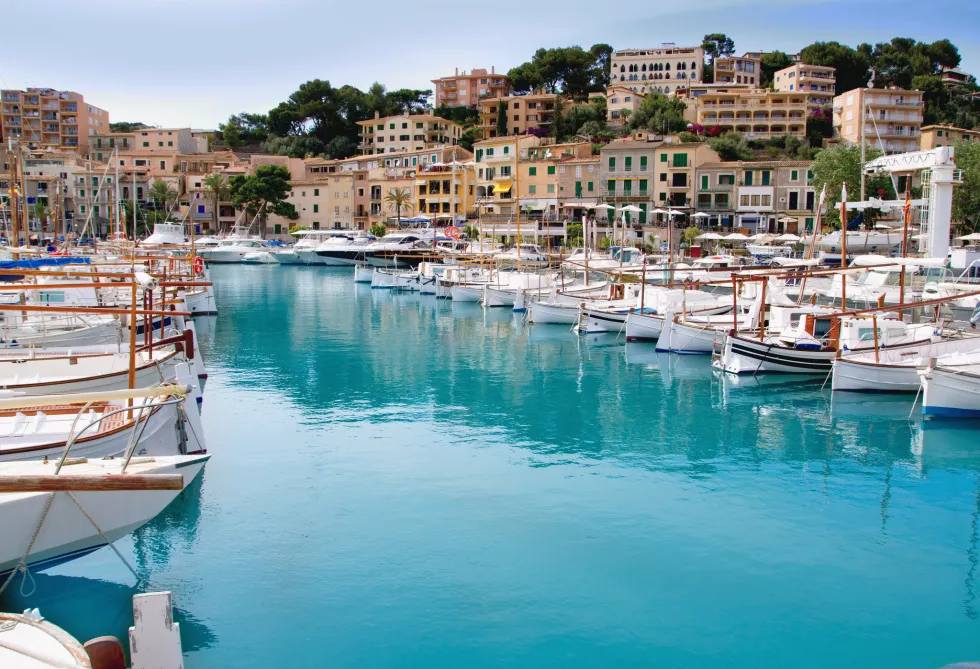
(724, 232, 750, 241)
(618, 205, 643, 213)
(651, 208, 670, 215)
(775, 233, 801, 242)
(955, 232, 980, 241)
(697, 232, 725, 240)
(666, 209, 684, 217)
(777, 216, 797, 224)
(594, 203, 615, 210)
(691, 212, 710, 219)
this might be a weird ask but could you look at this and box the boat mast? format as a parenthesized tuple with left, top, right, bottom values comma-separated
(515, 137, 520, 261)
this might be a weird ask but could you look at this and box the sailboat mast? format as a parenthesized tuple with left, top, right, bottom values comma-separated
(515, 137, 520, 260)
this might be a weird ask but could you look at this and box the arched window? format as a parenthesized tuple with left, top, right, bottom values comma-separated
(665, 73, 671, 79)
(641, 74, 647, 81)
(641, 64, 647, 72)
(664, 86, 670, 94)
(665, 63, 671, 71)
(620, 65, 625, 73)
(692, 61, 698, 69)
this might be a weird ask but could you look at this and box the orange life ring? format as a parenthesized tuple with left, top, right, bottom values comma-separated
(192, 256, 204, 275)
(445, 226, 461, 239)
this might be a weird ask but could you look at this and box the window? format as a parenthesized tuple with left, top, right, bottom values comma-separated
(623, 180, 632, 193)
(547, 165, 555, 175)
(197, 204, 206, 214)
(625, 157, 632, 171)
(672, 153, 688, 168)
(659, 192, 667, 201)
(529, 167, 537, 176)
(640, 156, 648, 170)
(660, 154, 667, 162)
(313, 204, 319, 213)
(761, 195, 771, 207)
(547, 184, 555, 193)
(529, 185, 537, 194)
(159, 160, 166, 170)
(167, 141, 173, 147)
(607, 179, 616, 193)
(587, 181, 594, 192)
(744, 171, 753, 186)
(660, 173, 667, 182)
(389, 123, 395, 129)
(719, 174, 735, 185)
(608, 156, 616, 170)
(416, 122, 423, 129)
(639, 179, 648, 193)
(314, 188, 319, 196)
(158, 142, 163, 147)
(701, 175, 709, 189)
(740, 195, 750, 206)
(761, 171, 771, 186)
(751, 195, 761, 206)
(142, 141, 149, 147)
(486, 148, 494, 156)
(503, 146, 509, 154)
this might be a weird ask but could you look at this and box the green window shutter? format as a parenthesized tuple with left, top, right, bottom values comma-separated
(475, 149, 483, 161)
(659, 192, 666, 201)
(547, 184, 554, 193)
(623, 180, 632, 192)
(416, 122, 423, 128)
(791, 170, 798, 181)
(807, 170, 813, 182)
(762, 170, 771, 185)
(274, 224, 282, 235)
(607, 179, 616, 192)
(504, 146, 509, 154)
(745, 171, 753, 186)
(639, 179, 648, 193)
(529, 185, 536, 194)
(314, 188, 319, 196)
(625, 157, 632, 170)
(168, 141, 173, 147)
(608, 156, 615, 170)
(701, 175, 708, 189)
(673, 153, 688, 167)
(639, 204, 647, 223)
(529, 167, 537, 176)
(640, 156, 648, 170)
(313, 204, 318, 213)
(575, 181, 582, 196)
(547, 165, 555, 175)
(389, 123, 394, 129)
(587, 181, 594, 192)
(660, 154, 667, 163)
(142, 142, 149, 147)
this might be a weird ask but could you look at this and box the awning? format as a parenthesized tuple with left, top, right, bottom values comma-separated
(492, 182, 513, 194)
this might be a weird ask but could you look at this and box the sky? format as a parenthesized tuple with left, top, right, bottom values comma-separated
(1, 0, 978, 130)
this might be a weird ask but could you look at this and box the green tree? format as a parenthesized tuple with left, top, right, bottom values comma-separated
(462, 225, 480, 239)
(385, 187, 413, 226)
(810, 144, 894, 228)
(683, 226, 702, 246)
(149, 180, 177, 215)
(219, 112, 269, 148)
(707, 132, 754, 161)
(952, 139, 980, 233)
(702, 34, 735, 63)
(326, 136, 358, 159)
(800, 41, 872, 93)
(625, 93, 688, 133)
(369, 223, 387, 237)
(109, 121, 145, 133)
(202, 173, 229, 233)
(261, 134, 328, 158)
(760, 51, 794, 88)
(508, 45, 612, 95)
(496, 101, 508, 137)
(229, 164, 298, 236)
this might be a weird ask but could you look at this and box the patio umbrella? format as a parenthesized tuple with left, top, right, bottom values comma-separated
(690, 212, 710, 219)
(777, 216, 797, 224)
(724, 232, 750, 242)
(955, 232, 980, 241)
(697, 232, 725, 240)
(618, 205, 643, 213)
(594, 204, 615, 210)
(775, 233, 801, 242)
(651, 208, 670, 215)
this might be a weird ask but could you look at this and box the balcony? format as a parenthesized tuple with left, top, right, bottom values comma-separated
(1, 93, 19, 102)
(699, 183, 733, 192)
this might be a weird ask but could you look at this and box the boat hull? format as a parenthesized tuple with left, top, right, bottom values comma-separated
(718, 335, 834, 373)
(450, 285, 484, 302)
(528, 301, 579, 325)
(579, 308, 628, 334)
(625, 312, 665, 342)
(922, 367, 980, 418)
(353, 265, 374, 283)
(483, 286, 516, 308)
(656, 318, 725, 354)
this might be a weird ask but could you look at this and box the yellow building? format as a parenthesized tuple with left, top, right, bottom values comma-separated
(693, 88, 809, 139)
(478, 91, 566, 138)
(605, 86, 645, 126)
(414, 163, 476, 222)
(357, 113, 462, 155)
(1, 88, 109, 154)
(920, 124, 980, 150)
(773, 63, 836, 108)
(472, 135, 542, 215)
(833, 87, 924, 154)
(714, 53, 762, 86)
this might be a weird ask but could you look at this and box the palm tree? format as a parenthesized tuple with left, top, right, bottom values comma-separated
(149, 180, 177, 217)
(202, 173, 229, 233)
(385, 187, 413, 228)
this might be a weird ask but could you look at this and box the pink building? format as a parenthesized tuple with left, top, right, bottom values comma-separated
(431, 68, 511, 109)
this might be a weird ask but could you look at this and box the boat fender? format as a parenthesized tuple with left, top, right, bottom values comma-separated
(795, 343, 822, 351)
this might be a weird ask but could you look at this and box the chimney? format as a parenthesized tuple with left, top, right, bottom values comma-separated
(491, 66, 495, 74)
(374, 111, 380, 119)
(455, 67, 459, 76)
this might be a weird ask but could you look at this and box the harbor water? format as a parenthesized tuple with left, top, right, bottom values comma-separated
(4, 265, 980, 667)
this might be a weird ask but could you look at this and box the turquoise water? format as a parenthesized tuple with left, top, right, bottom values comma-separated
(3, 265, 980, 668)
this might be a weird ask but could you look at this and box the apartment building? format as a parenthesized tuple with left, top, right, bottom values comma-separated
(714, 53, 762, 86)
(833, 87, 924, 154)
(611, 44, 705, 95)
(557, 157, 601, 216)
(357, 113, 462, 155)
(732, 161, 815, 233)
(920, 124, 980, 150)
(1, 88, 109, 154)
(605, 87, 645, 126)
(472, 135, 542, 216)
(267, 173, 357, 234)
(415, 162, 476, 222)
(693, 88, 809, 139)
(477, 91, 567, 138)
(0, 148, 87, 236)
(432, 68, 510, 108)
(773, 63, 836, 108)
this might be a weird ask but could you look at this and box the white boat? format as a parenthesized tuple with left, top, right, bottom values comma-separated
(0, 391, 204, 463)
(920, 364, 980, 418)
(371, 268, 418, 290)
(805, 228, 905, 255)
(527, 300, 580, 325)
(293, 230, 355, 265)
(314, 234, 375, 266)
(717, 315, 937, 375)
(494, 244, 550, 263)
(450, 283, 485, 302)
(353, 264, 374, 283)
(198, 239, 267, 264)
(242, 250, 278, 264)
(0, 453, 210, 577)
(833, 337, 980, 393)
(364, 232, 431, 268)
(624, 311, 666, 342)
(0, 316, 122, 348)
(142, 222, 186, 246)
(183, 286, 217, 316)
